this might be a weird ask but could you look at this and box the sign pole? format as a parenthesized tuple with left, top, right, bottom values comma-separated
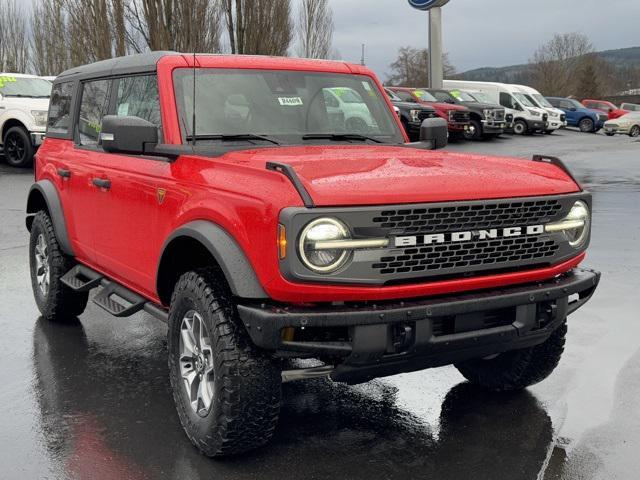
(428, 7, 443, 89)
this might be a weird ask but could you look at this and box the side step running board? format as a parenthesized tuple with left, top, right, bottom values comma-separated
(61, 264, 168, 323)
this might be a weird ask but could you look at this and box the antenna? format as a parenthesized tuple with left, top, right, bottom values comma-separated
(191, 51, 197, 147)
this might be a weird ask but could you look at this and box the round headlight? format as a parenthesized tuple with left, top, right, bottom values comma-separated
(298, 218, 350, 273)
(564, 200, 590, 246)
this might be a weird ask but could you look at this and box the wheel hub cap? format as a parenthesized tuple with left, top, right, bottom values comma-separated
(179, 310, 215, 417)
(34, 234, 50, 297)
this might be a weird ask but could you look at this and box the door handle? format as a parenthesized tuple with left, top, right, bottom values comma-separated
(57, 168, 71, 178)
(92, 178, 111, 190)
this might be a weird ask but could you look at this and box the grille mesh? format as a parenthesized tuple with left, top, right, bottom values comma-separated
(372, 199, 563, 235)
(372, 237, 559, 275)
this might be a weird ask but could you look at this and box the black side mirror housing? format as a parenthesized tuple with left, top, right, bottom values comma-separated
(101, 115, 158, 155)
(419, 117, 448, 149)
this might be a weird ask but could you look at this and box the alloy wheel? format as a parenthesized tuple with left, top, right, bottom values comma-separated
(630, 125, 640, 138)
(34, 234, 50, 298)
(179, 310, 215, 417)
(4, 132, 26, 165)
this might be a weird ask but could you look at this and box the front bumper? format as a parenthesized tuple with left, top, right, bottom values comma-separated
(527, 120, 548, 131)
(481, 120, 506, 134)
(448, 122, 470, 132)
(239, 267, 600, 383)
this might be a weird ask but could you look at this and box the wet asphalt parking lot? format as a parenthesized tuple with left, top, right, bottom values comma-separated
(0, 129, 638, 480)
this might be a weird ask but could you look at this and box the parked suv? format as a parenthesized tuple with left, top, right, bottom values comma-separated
(546, 97, 605, 133)
(0, 73, 52, 167)
(388, 87, 471, 138)
(385, 88, 438, 141)
(429, 88, 506, 140)
(27, 52, 600, 457)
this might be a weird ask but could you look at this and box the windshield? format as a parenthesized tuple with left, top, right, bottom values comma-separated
(0, 76, 51, 98)
(513, 92, 535, 108)
(449, 90, 477, 102)
(173, 69, 403, 144)
(412, 89, 438, 102)
(531, 94, 553, 108)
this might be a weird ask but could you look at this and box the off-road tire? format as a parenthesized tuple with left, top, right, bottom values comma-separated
(167, 268, 281, 457)
(578, 117, 595, 133)
(513, 120, 528, 135)
(3, 125, 34, 168)
(29, 211, 89, 321)
(455, 323, 567, 391)
(464, 119, 483, 141)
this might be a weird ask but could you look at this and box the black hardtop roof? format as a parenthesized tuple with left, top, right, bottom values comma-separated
(56, 51, 176, 82)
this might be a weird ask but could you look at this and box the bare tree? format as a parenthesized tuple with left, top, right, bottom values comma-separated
(0, 0, 30, 72)
(296, 0, 334, 59)
(222, 0, 292, 56)
(386, 47, 455, 86)
(530, 33, 594, 96)
(31, 0, 73, 75)
(126, 0, 222, 52)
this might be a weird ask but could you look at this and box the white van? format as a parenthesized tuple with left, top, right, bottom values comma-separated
(0, 73, 51, 167)
(512, 84, 566, 133)
(443, 80, 548, 135)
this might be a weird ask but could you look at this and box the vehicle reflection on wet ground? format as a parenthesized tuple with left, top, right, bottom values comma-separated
(1, 129, 638, 479)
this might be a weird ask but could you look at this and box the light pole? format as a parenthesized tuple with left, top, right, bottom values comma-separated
(407, 0, 451, 89)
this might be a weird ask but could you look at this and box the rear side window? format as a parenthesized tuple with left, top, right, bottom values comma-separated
(78, 79, 111, 146)
(47, 82, 74, 135)
(115, 75, 162, 138)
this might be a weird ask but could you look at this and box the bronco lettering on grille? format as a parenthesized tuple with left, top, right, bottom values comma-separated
(394, 225, 544, 247)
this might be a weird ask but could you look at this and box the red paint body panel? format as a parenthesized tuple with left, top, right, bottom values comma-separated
(36, 54, 586, 307)
(581, 99, 628, 120)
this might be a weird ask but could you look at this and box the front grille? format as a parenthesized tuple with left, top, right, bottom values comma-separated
(493, 109, 506, 121)
(373, 236, 559, 276)
(372, 199, 563, 234)
(418, 110, 436, 121)
(506, 113, 514, 122)
(451, 111, 470, 123)
(542, 113, 548, 122)
(560, 114, 566, 122)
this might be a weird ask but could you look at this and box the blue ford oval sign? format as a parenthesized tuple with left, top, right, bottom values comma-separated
(408, 0, 450, 10)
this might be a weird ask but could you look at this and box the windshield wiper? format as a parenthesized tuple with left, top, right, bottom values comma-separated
(302, 133, 385, 143)
(185, 133, 280, 145)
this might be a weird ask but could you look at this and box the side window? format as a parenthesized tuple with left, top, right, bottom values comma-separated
(77, 79, 111, 146)
(559, 100, 573, 110)
(47, 82, 74, 135)
(115, 75, 162, 138)
(395, 91, 414, 102)
(499, 92, 514, 109)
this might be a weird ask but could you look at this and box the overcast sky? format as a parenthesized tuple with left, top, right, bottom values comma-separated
(326, 0, 640, 80)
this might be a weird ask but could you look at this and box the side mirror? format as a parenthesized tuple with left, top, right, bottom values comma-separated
(419, 117, 448, 149)
(100, 115, 158, 155)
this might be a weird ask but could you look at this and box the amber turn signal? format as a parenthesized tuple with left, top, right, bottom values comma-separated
(278, 224, 287, 259)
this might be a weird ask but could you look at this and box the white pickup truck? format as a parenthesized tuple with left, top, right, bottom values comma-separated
(0, 74, 51, 167)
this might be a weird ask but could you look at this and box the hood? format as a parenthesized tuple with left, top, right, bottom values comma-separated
(228, 145, 580, 207)
(418, 100, 468, 112)
(391, 100, 436, 112)
(0, 97, 49, 111)
(460, 101, 503, 110)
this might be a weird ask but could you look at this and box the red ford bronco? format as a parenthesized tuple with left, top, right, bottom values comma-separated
(27, 52, 600, 457)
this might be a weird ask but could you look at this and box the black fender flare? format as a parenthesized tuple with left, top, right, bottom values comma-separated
(26, 180, 74, 256)
(158, 220, 268, 299)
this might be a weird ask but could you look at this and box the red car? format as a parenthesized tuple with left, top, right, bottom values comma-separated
(388, 86, 471, 137)
(581, 99, 628, 120)
(27, 52, 599, 457)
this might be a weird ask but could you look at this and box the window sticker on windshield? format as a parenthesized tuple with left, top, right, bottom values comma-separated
(118, 103, 129, 116)
(278, 97, 303, 106)
(0, 76, 17, 88)
(450, 90, 461, 99)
